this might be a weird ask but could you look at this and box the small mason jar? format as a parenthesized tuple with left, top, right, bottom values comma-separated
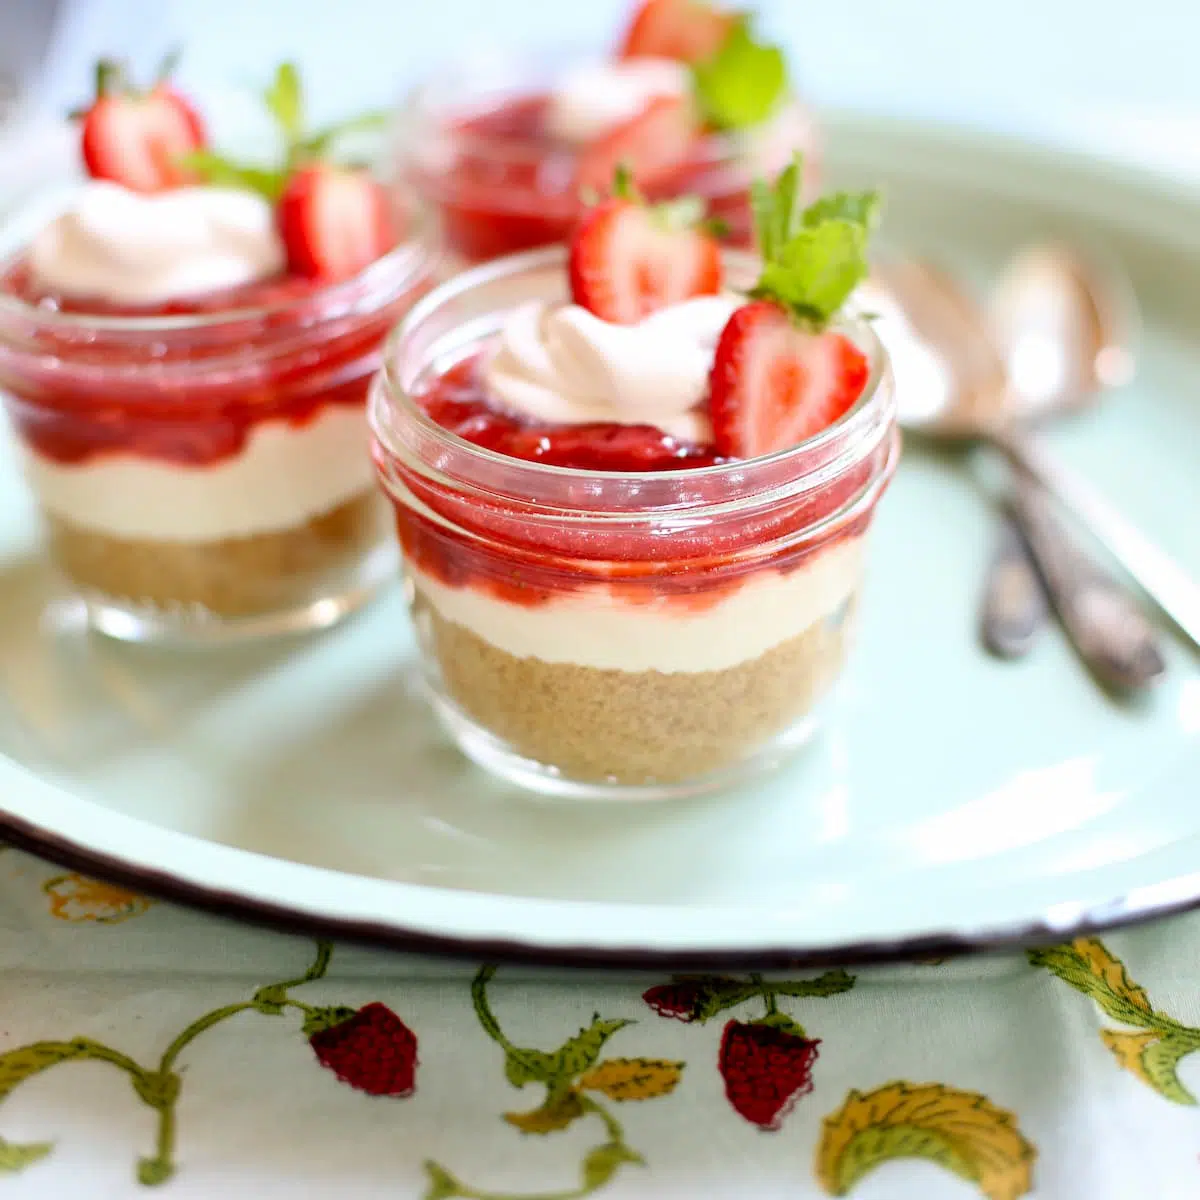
(393, 46, 821, 266)
(370, 248, 898, 800)
(0, 198, 438, 644)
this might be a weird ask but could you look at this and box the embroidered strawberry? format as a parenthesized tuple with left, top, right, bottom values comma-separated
(277, 163, 396, 282)
(76, 55, 206, 192)
(718, 1018, 819, 1130)
(569, 168, 721, 324)
(576, 94, 699, 198)
(642, 980, 710, 1021)
(306, 1002, 418, 1097)
(707, 156, 880, 457)
(618, 0, 737, 64)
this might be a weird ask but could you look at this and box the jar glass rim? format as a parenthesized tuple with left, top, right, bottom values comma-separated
(397, 42, 805, 167)
(371, 243, 894, 491)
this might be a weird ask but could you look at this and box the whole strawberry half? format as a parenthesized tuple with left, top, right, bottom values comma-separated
(569, 193, 721, 324)
(79, 59, 206, 192)
(718, 1019, 819, 1130)
(576, 94, 699, 199)
(307, 1002, 418, 1097)
(277, 163, 398, 282)
(708, 300, 868, 458)
(619, 0, 737, 63)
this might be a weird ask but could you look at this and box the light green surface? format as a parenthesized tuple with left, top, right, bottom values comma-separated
(0, 114, 1197, 959)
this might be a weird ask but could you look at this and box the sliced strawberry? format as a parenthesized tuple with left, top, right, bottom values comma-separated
(79, 61, 206, 193)
(277, 164, 398, 282)
(569, 196, 721, 324)
(709, 301, 868, 457)
(576, 94, 699, 198)
(618, 0, 737, 63)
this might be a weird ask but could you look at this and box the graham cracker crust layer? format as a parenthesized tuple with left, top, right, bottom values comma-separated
(45, 490, 387, 617)
(417, 591, 856, 785)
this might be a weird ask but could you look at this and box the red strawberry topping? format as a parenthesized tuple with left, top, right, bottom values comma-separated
(718, 1019, 819, 1130)
(307, 1002, 418, 1097)
(569, 192, 721, 324)
(618, 0, 738, 64)
(708, 300, 868, 457)
(576, 94, 699, 198)
(78, 60, 206, 193)
(277, 164, 398, 282)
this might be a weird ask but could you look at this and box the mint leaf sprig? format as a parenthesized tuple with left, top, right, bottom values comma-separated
(180, 63, 389, 200)
(586, 163, 729, 238)
(691, 15, 788, 131)
(747, 155, 881, 329)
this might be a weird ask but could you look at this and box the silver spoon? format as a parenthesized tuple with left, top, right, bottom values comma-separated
(868, 254, 1200, 657)
(984, 245, 1163, 690)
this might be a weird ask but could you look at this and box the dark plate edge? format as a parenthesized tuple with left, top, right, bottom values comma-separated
(5, 811, 1199, 971)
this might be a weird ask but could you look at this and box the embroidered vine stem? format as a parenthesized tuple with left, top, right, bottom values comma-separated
(424, 966, 646, 1200)
(0, 939, 336, 1186)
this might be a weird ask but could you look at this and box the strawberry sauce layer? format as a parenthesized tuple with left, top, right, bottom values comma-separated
(386, 352, 892, 609)
(412, 95, 758, 264)
(0, 257, 421, 468)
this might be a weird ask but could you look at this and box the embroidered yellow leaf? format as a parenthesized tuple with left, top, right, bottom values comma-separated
(1071, 939, 1151, 1014)
(1101, 1029, 1199, 1105)
(578, 1058, 683, 1101)
(0, 1139, 53, 1173)
(43, 874, 152, 924)
(1028, 940, 1154, 1027)
(815, 1082, 1036, 1200)
(503, 1088, 585, 1135)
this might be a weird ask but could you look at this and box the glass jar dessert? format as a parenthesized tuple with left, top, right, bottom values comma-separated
(395, 0, 820, 266)
(0, 61, 438, 643)
(371, 163, 898, 798)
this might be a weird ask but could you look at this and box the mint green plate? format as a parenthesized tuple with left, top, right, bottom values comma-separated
(0, 113, 1198, 966)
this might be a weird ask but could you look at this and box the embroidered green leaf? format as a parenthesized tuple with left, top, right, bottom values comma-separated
(1101, 1029, 1200, 1105)
(578, 1057, 684, 1102)
(502, 1016, 635, 1086)
(504, 1086, 586, 1134)
(1029, 940, 1154, 1027)
(0, 1139, 53, 1173)
(582, 1142, 644, 1190)
(643, 976, 760, 1023)
(816, 1082, 1036, 1200)
(772, 969, 857, 999)
(301, 1005, 358, 1036)
(421, 1161, 464, 1200)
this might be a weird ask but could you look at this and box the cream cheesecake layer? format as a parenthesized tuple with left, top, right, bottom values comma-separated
(408, 535, 864, 674)
(24, 405, 375, 542)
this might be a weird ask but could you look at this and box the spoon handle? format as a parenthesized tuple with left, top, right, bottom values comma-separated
(995, 429, 1200, 655)
(979, 513, 1049, 658)
(1006, 473, 1167, 690)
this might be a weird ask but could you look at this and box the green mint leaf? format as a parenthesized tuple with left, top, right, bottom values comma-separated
(754, 152, 804, 261)
(155, 47, 182, 86)
(610, 162, 641, 202)
(802, 189, 883, 233)
(178, 150, 288, 201)
(692, 18, 787, 131)
(751, 218, 871, 326)
(300, 109, 391, 159)
(264, 62, 304, 144)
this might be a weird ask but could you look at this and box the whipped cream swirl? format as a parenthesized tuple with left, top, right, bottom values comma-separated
(483, 296, 742, 443)
(544, 58, 690, 143)
(29, 181, 286, 305)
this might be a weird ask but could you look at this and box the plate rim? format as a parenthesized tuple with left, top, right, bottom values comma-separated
(2, 108, 1199, 968)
